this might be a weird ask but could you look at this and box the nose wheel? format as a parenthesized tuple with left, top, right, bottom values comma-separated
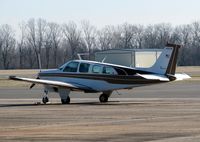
(99, 94, 109, 103)
(42, 89, 49, 104)
(42, 96, 49, 104)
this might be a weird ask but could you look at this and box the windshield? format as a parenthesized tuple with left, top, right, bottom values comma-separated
(59, 63, 68, 70)
(63, 61, 79, 72)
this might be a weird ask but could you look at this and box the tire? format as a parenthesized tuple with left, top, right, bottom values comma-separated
(99, 94, 108, 103)
(42, 96, 49, 104)
(61, 96, 70, 104)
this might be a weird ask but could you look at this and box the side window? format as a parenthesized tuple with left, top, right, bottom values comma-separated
(103, 66, 116, 75)
(79, 63, 90, 73)
(92, 65, 102, 73)
(63, 62, 79, 72)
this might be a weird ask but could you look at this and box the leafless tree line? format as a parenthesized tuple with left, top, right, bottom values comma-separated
(0, 18, 199, 69)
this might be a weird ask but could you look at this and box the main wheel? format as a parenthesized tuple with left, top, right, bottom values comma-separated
(99, 94, 108, 103)
(42, 96, 49, 104)
(61, 96, 70, 104)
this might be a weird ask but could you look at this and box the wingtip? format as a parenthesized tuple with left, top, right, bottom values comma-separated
(9, 76, 16, 79)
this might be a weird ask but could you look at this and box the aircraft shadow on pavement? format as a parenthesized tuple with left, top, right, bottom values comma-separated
(0, 101, 147, 108)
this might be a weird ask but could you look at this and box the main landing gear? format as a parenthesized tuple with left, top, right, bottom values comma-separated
(41, 88, 112, 104)
(41, 88, 71, 105)
(99, 94, 109, 103)
(99, 91, 112, 103)
(59, 88, 70, 105)
(61, 96, 70, 104)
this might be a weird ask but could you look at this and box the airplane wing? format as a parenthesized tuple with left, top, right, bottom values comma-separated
(9, 76, 95, 92)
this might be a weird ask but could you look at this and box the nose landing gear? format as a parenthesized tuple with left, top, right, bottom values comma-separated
(42, 90, 49, 104)
(42, 96, 49, 104)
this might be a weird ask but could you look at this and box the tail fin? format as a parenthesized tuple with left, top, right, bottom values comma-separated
(147, 43, 181, 75)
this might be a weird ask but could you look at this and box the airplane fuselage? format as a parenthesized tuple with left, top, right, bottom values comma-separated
(38, 60, 165, 93)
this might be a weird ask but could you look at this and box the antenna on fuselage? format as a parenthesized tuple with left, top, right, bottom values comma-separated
(38, 53, 42, 72)
(77, 53, 82, 60)
(77, 53, 90, 60)
(101, 56, 107, 63)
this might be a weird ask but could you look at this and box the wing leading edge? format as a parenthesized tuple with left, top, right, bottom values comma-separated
(9, 76, 95, 92)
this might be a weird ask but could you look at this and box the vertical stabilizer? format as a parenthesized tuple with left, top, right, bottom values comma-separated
(146, 43, 181, 75)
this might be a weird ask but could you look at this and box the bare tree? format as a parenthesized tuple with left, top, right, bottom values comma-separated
(191, 22, 200, 65)
(1, 19, 200, 68)
(97, 26, 114, 50)
(43, 24, 52, 68)
(120, 23, 135, 49)
(0, 24, 15, 69)
(81, 20, 96, 59)
(26, 18, 46, 68)
(133, 25, 144, 49)
(18, 22, 26, 69)
(143, 25, 159, 48)
(0, 27, 3, 68)
(63, 21, 82, 59)
(49, 23, 61, 67)
(155, 24, 172, 47)
(110, 26, 122, 49)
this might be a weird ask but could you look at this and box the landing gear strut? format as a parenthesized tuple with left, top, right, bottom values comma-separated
(42, 89, 49, 104)
(61, 96, 70, 104)
(59, 88, 70, 104)
(99, 94, 109, 103)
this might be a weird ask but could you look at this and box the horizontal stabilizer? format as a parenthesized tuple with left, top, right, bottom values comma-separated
(173, 73, 191, 81)
(137, 73, 169, 81)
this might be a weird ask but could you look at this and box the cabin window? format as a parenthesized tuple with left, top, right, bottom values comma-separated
(63, 62, 79, 72)
(79, 63, 90, 73)
(103, 66, 116, 75)
(92, 65, 102, 73)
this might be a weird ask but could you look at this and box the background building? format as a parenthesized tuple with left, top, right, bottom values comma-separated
(95, 49, 162, 68)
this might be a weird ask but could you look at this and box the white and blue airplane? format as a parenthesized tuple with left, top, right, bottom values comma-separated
(9, 43, 190, 104)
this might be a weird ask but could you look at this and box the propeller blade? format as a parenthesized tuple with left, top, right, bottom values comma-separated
(29, 76, 40, 89)
(30, 83, 35, 89)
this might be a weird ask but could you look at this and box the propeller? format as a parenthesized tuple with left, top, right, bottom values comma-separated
(30, 83, 35, 89)
(29, 76, 40, 89)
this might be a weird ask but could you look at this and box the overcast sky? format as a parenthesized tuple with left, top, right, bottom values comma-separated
(1, 0, 200, 28)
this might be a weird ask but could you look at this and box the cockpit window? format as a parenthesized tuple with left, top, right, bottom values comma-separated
(103, 66, 116, 75)
(79, 63, 90, 73)
(59, 63, 67, 70)
(63, 62, 79, 72)
(92, 65, 102, 73)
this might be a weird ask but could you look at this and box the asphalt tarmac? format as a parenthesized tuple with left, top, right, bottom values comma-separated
(0, 77, 200, 141)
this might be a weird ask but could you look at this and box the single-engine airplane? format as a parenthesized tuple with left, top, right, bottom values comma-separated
(9, 43, 190, 104)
